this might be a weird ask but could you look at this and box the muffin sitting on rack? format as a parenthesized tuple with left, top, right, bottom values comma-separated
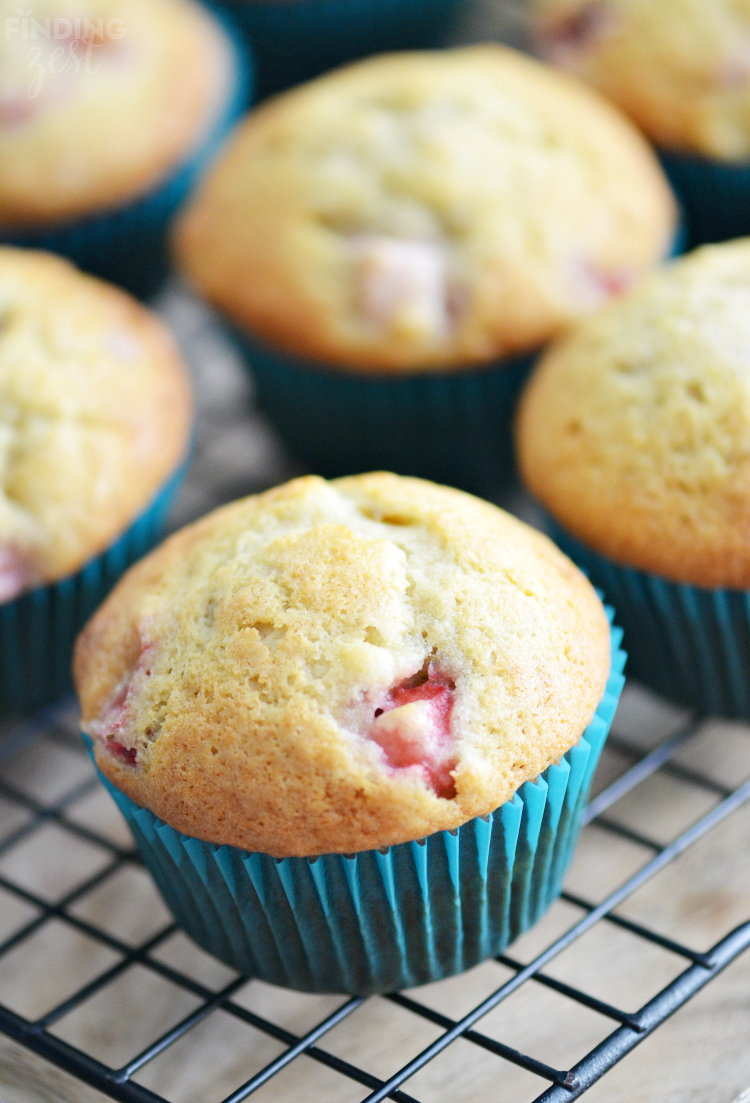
(75, 471, 624, 994)
(174, 45, 677, 496)
(517, 238, 750, 720)
(0, 246, 192, 713)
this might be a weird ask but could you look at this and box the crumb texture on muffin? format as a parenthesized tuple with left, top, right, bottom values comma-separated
(175, 45, 676, 373)
(517, 240, 750, 588)
(532, 0, 750, 160)
(0, 247, 191, 591)
(75, 472, 611, 857)
(0, 0, 234, 226)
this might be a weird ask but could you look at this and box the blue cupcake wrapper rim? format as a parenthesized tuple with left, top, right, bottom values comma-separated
(660, 149, 750, 248)
(87, 612, 625, 995)
(549, 522, 750, 720)
(215, 0, 462, 98)
(0, 461, 187, 717)
(239, 331, 536, 498)
(1, 4, 252, 299)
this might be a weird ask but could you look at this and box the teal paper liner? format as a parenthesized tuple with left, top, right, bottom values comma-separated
(216, 0, 462, 99)
(0, 463, 187, 717)
(241, 334, 535, 498)
(0, 7, 252, 300)
(660, 150, 750, 248)
(88, 615, 624, 995)
(552, 525, 750, 720)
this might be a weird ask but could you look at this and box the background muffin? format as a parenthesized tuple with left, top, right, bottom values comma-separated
(0, 247, 191, 596)
(531, 0, 750, 244)
(174, 45, 676, 491)
(0, 247, 192, 713)
(176, 45, 675, 372)
(517, 238, 750, 716)
(0, 0, 249, 295)
(532, 0, 750, 161)
(517, 240, 750, 588)
(76, 471, 622, 993)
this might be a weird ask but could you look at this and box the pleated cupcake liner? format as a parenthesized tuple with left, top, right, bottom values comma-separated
(551, 525, 750, 720)
(88, 614, 624, 996)
(1, 6, 252, 300)
(239, 333, 535, 499)
(215, 0, 462, 100)
(660, 150, 750, 248)
(0, 462, 187, 718)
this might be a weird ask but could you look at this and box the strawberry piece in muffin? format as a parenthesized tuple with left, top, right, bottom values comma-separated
(369, 667, 456, 798)
(537, 2, 621, 65)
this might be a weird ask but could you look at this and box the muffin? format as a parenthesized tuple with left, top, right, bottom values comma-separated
(517, 239, 750, 718)
(531, 0, 750, 245)
(75, 472, 624, 993)
(215, 0, 462, 100)
(0, 0, 250, 298)
(0, 246, 192, 713)
(174, 45, 677, 496)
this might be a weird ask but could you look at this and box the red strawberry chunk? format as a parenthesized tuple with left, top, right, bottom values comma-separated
(108, 741, 138, 766)
(90, 625, 155, 767)
(539, 2, 620, 61)
(369, 670, 457, 798)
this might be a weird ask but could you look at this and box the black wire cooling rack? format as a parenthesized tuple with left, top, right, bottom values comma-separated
(1, 695, 749, 1103)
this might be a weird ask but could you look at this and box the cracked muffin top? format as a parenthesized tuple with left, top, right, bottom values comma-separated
(517, 240, 750, 588)
(531, 0, 750, 160)
(74, 472, 611, 857)
(0, 0, 235, 227)
(174, 45, 676, 374)
(0, 247, 192, 598)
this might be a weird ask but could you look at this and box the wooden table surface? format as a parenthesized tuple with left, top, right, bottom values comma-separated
(2, 3, 750, 1099)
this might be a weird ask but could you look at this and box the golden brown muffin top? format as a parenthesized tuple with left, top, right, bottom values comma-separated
(0, 0, 235, 227)
(75, 473, 611, 857)
(0, 247, 191, 596)
(517, 240, 750, 588)
(532, 0, 750, 160)
(175, 45, 676, 374)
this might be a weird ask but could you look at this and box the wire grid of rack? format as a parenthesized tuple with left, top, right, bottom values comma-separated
(1, 690, 749, 1103)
